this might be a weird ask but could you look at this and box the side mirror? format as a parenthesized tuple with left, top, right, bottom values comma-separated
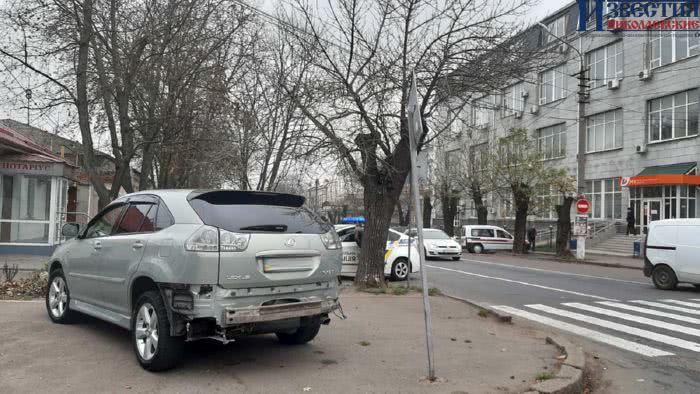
(61, 223, 81, 238)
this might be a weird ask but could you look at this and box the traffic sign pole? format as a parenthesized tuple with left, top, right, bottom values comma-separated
(575, 199, 590, 260)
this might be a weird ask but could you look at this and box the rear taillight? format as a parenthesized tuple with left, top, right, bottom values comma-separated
(219, 230, 250, 252)
(320, 229, 342, 250)
(185, 226, 219, 252)
(185, 226, 250, 252)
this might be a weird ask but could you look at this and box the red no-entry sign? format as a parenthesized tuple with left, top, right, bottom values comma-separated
(576, 199, 590, 214)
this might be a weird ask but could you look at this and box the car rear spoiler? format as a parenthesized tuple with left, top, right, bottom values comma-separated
(187, 190, 306, 207)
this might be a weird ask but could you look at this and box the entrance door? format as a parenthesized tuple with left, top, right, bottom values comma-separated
(643, 200, 662, 233)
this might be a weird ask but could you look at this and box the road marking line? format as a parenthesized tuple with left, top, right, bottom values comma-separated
(563, 303, 700, 337)
(660, 300, 700, 309)
(596, 301, 700, 324)
(491, 305, 673, 357)
(459, 258, 648, 285)
(426, 265, 617, 301)
(524, 304, 695, 354)
(631, 300, 700, 315)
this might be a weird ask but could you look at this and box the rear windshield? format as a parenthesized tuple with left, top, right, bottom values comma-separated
(189, 198, 329, 234)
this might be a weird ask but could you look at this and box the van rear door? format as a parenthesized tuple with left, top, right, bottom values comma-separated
(675, 225, 700, 282)
(188, 191, 337, 289)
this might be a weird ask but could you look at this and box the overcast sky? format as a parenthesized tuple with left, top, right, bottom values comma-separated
(0, 0, 572, 137)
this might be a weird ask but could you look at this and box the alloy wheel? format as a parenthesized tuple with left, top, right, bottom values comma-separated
(48, 276, 68, 318)
(395, 261, 409, 279)
(135, 303, 159, 361)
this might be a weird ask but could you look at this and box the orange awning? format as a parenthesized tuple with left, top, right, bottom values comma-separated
(621, 174, 700, 187)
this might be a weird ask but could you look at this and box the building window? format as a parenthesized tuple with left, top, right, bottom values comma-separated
(539, 65, 566, 104)
(471, 96, 496, 128)
(680, 185, 697, 219)
(586, 41, 623, 89)
(650, 31, 700, 69)
(585, 178, 622, 219)
(648, 90, 699, 143)
(469, 143, 488, 172)
(586, 108, 623, 152)
(0, 175, 53, 244)
(503, 82, 526, 116)
(537, 124, 566, 160)
(535, 186, 560, 219)
(544, 15, 566, 44)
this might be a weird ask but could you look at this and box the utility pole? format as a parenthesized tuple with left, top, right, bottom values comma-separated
(538, 23, 589, 260)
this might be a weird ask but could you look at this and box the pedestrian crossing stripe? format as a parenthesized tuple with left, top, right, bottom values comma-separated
(492, 299, 700, 358)
(491, 305, 674, 357)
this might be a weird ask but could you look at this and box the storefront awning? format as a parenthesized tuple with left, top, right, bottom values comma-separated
(621, 162, 700, 187)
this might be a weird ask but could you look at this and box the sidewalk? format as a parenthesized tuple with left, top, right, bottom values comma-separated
(528, 250, 642, 269)
(0, 288, 560, 393)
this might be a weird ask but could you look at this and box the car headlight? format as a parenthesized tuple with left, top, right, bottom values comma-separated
(320, 229, 342, 250)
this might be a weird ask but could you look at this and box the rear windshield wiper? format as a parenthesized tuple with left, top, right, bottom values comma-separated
(239, 224, 288, 232)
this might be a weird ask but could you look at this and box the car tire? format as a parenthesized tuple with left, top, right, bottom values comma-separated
(46, 268, 76, 324)
(451, 256, 461, 261)
(276, 318, 322, 345)
(390, 258, 410, 281)
(132, 290, 184, 371)
(652, 265, 678, 290)
(472, 244, 484, 254)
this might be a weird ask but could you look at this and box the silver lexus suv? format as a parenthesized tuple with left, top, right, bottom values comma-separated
(46, 190, 342, 371)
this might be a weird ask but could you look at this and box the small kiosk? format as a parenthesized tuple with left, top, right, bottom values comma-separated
(0, 126, 76, 255)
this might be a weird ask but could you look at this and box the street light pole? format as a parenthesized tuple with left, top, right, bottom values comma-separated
(537, 23, 588, 195)
(538, 23, 590, 260)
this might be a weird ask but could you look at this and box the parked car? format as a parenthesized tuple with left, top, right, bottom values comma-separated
(405, 228, 462, 260)
(46, 190, 342, 371)
(334, 225, 420, 280)
(643, 219, 700, 290)
(460, 225, 515, 253)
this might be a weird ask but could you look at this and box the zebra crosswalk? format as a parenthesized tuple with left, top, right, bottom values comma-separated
(491, 299, 700, 358)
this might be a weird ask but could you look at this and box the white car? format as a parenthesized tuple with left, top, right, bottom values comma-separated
(460, 225, 515, 254)
(407, 228, 462, 260)
(334, 225, 420, 281)
(644, 219, 700, 290)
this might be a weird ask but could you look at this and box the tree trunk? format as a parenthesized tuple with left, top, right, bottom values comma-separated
(441, 186, 459, 237)
(422, 193, 432, 228)
(396, 201, 408, 227)
(471, 186, 488, 225)
(556, 196, 574, 256)
(512, 183, 530, 254)
(354, 183, 401, 288)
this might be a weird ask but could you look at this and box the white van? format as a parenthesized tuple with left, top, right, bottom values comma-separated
(644, 219, 700, 290)
(460, 225, 514, 254)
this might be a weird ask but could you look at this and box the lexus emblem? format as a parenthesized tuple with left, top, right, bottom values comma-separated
(284, 238, 296, 248)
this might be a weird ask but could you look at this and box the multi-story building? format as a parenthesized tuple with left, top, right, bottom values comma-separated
(437, 1, 700, 234)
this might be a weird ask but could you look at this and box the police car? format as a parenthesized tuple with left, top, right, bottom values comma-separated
(334, 225, 421, 281)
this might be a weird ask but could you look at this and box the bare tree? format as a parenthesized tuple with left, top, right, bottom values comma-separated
(283, 0, 537, 288)
(489, 128, 571, 254)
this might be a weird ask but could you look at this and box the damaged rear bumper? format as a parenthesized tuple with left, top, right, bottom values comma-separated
(224, 298, 339, 325)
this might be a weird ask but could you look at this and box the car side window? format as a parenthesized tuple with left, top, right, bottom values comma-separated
(338, 229, 356, 243)
(84, 204, 126, 238)
(472, 228, 494, 237)
(154, 202, 175, 230)
(114, 203, 155, 234)
(497, 230, 512, 239)
(387, 232, 401, 242)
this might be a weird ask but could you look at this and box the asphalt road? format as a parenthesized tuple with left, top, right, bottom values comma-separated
(425, 252, 700, 394)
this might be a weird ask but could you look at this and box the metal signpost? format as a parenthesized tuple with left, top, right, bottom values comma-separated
(574, 199, 590, 260)
(407, 71, 436, 381)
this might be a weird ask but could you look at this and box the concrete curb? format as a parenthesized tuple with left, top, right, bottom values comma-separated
(527, 336, 586, 394)
(441, 294, 512, 323)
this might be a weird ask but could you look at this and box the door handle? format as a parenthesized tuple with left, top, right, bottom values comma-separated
(93, 241, 102, 250)
(132, 241, 144, 249)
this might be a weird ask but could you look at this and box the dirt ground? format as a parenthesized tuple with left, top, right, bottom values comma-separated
(0, 289, 558, 393)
